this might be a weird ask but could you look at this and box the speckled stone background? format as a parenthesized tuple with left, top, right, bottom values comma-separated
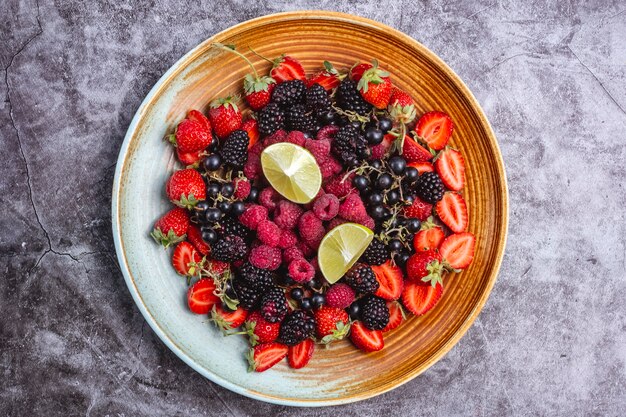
(2, 0, 625, 416)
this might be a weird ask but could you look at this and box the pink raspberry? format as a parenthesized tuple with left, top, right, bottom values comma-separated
(248, 141, 265, 156)
(256, 219, 281, 247)
(327, 156, 344, 175)
(285, 131, 307, 147)
(324, 174, 355, 198)
(239, 205, 268, 230)
(249, 245, 282, 270)
(316, 125, 339, 141)
(305, 138, 331, 161)
(357, 215, 375, 230)
(312, 193, 340, 221)
(298, 211, 325, 249)
(278, 229, 298, 249)
(317, 156, 336, 180)
(263, 129, 288, 146)
(273, 200, 303, 230)
(310, 256, 320, 272)
(338, 193, 368, 222)
(325, 283, 356, 309)
(288, 258, 315, 283)
(296, 240, 315, 258)
(243, 153, 261, 179)
(259, 187, 282, 211)
(327, 217, 348, 230)
(283, 246, 304, 264)
(233, 177, 251, 200)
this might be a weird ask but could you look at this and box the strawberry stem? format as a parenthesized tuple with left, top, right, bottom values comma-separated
(213, 43, 259, 79)
(248, 46, 275, 65)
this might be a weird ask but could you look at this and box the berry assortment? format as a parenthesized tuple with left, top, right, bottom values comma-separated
(151, 45, 476, 372)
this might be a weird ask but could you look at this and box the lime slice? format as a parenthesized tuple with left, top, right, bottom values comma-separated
(318, 223, 374, 284)
(260, 143, 322, 204)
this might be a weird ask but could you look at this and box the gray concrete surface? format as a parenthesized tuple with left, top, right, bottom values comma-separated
(1, 0, 625, 416)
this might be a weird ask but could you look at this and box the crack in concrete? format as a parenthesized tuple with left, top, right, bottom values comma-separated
(431, 2, 498, 38)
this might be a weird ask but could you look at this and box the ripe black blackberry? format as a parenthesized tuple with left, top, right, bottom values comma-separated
(278, 310, 315, 346)
(258, 103, 285, 136)
(336, 79, 372, 116)
(232, 278, 264, 310)
(259, 287, 288, 323)
(359, 295, 390, 330)
(305, 83, 332, 113)
(238, 262, 274, 292)
(212, 235, 247, 262)
(271, 79, 306, 108)
(332, 124, 370, 166)
(217, 216, 251, 239)
(344, 263, 379, 294)
(286, 104, 316, 132)
(415, 172, 444, 204)
(220, 130, 249, 169)
(360, 238, 390, 265)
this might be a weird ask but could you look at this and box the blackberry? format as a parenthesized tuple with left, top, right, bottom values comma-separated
(415, 172, 444, 204)
(286, 104, 316, 132)
(336, 79, 372, 116)
(359, 295, 389, 330)
(232, 279, 263, 310)
(332, 124, 369, 166)
(220, 130, 249, 169)
(259, 287, 288, 323)
(238, 262, 274, 291)
(344, 263, 379, 294)
(217, 216, 251, 239)
(258, 103, 285, 136)
(271, 79, 306, 108)
(212, 235, 247, 262)
(360, 238, 390, 266)
(278, 310, 315, 346)
(306, 83, 332, 112)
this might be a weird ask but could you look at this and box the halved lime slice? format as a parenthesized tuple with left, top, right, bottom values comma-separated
(318, 223, 374, 284)
(260, 143, 322, 204)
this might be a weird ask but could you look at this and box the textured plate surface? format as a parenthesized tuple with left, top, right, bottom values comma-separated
(111, 11, 508, 406)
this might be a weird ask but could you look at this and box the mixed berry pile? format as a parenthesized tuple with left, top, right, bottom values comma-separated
(151, 45, 476, 372)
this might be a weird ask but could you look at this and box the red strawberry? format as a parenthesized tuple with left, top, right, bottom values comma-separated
(287, 339, 315, 369)
(413, 223, 445, 252)
(372, 261, 404, 301)
(436, 192, 468, 233)
(403, 136, 433, 162)
(356, 60, 392, 109)
(440, 232, 476, 269)
(171, 118, 212, 153)
(186, 224, 210, 256)
(205, 259, 230, 275)
(383, 301, 404, 332)
(151, 207, 190, 247)
(306, 61, 341, 91)
(435, 148, 465, 191)
(241, 119, 260, 150)
(211, 305, 248, 333)
(402, 281, 443, 316)
(350, 321, 384, 352)
(187, 278, 219, 314)
(388, 88, 416, 123)
(269, 55, 306, 83)
(172, 241, 202, 277)
(245, 82, 275, 111)
(415, 111, 454, 150)
(314, 306, 350, 342)
(246, 311, 281, 345)
(403, 196, 433, 221)
(176, 148, 204, 166)
(187, 109, 211, 132)
(406, 249, 444, 287)
(350, 62, 372, 81)
(247, 342, 288, 372)
(166, 168, 206, 208)
(408, 161, 434, 174)
(209, 96, 242, 139)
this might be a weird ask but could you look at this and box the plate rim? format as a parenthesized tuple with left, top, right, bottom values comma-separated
(111, 10, 509, 407)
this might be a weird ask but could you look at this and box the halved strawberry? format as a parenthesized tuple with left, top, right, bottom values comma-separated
(350, 62, 372, 81)
(270, 55, 305, 83)
(415, 111, 454, 150)
(350, 321, 384, 352)
(172, 241, 202, 277)
(287, 339, 315, 369)
(176, 148, 203, 166)
(187, 278, 219, 314)
(372, 261, 404, 301)
(402, 281, 443, 316)
(413, 219, 445, 252)
(211, 305, 248, 333)
(440, 232, 476, 269)
(247, 342, 288, 372)
(383, 301, 404, 332)
(404, 136, 433, 162)
(186, 224, 210, 256)
(436, 192, 468, 233)
(187, 109, 211, 134)
(241, 119, 260, 150)
(306, 62, 341, 91)
(435, 148, 465, 191)
(408, 161, 434, 174)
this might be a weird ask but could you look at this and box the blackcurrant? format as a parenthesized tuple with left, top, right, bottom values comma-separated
(370, 160, 383, 170)
(350, 120, 361, 130)
(395, 251, 410, 267)
(205, 208, 222, 223)
(370, 205, 385, 220)
(203, 154, 222, 171)
(231, 201, 246, 216)
(217, 201, 231, 213)
(290, 288, 304, 301)
(368, 193, 384, 206)
(378, 117, 392, 133)
(207, 183, 220, 197)
(311, 293, 325, 308)
(348, 302, 360, 320)
(388, 156, 407, 175)
(405, 166, 419, 183)
(201, 228, 217, 243)
(364, 127, 384, 145)
(247, 186, 259, 202)
(389, 239, 403, 252)
(404, 194, 415, 205)
(376, 173, 393, 190)
(386, 189, 400, 205)
(221, 183, 234, 197)
(407, 218, 421, 233)
(195, 200, 210, 212)
(300, 298, 313, 310)
(352, 175, 369, 191)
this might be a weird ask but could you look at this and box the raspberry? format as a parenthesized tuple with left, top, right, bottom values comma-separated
(249, 244, 282, 270)
(338, 193, 368, 222)
(240, 205, 268, 230)
(312, 193, 340, 221)
(285, 130, 307, 147)
(324, 174, 355, 198)
(259, 187, 283, 211)
(248, 140, 265, 156)
(327, 156, 344, 175)
(257, 220, 282, 247)
(328, 217, 348, 230)
(288, 258, 315, 283)
(309, 257, 320, 273)
(316, 125, 339, 141)
(278, 229, 298, 249)
(263, 129, 288, 146)
(325, 283, 355, 309)
(233, 177, 251, 200)
(357, 215, 375, 230)
(298, 211, 325, 249)
(318, 156, 336, 180)
(305, 138, 331, 161)
(282, 246, 304, 264)
(371, 139, 392, 159)
(273, 200, 303, 230)
(296, 240, 315, 258)
(243, 153, 262, 179)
